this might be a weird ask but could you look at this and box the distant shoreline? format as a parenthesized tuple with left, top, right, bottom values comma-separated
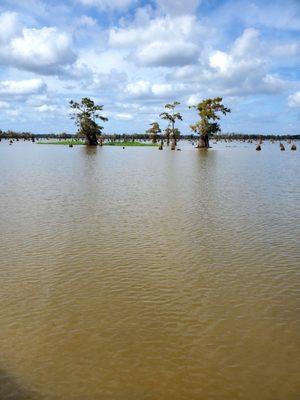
(0, 132, 300, 142)
(37, 140, 158, 146)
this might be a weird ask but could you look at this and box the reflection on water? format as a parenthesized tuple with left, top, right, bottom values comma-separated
(0, 141, 299, 399)
(0, 368, 36, 400)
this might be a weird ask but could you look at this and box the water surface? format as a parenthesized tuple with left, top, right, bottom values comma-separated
(0, 140, 299, 399)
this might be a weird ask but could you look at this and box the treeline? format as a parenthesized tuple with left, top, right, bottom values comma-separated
(1, 130, 299, 141)
(211, 133, 300, 140)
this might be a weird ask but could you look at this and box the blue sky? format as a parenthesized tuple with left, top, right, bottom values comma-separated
(0, 0, 299, 134)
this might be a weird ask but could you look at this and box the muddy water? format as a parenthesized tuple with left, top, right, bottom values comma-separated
(0, 140, 299, 399)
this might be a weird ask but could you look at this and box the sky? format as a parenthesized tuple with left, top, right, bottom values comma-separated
(0, 0, 299, 135)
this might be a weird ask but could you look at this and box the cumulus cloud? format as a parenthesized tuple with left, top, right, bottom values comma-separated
(125, 80, 151, 98)
(109, 14, 203, 67)
(109, 15, 200, 47)
(134, 41, 199, 67)
(288, 92, 300, 107)
(10, 27, 76, 74)
(36, 104, 60, 113)
(208, 28, 263, 78)
(0, 79, 47, 97)
(125, 80, 188, 99)
(0, 12, 77, 75)
(195, 28, 286, 95)
(186, 94, 202, 106)
(114, 113, 133, 120)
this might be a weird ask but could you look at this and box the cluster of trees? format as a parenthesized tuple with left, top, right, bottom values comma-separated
(145, 98, 231, 149)
(146, 101, 182, 150)
(69, 97, 231, 148)
(2, 130, 299, 142)
(103, 133, 299, 141)
(2, 97, 299, 145)
(0, 130, 75, 140)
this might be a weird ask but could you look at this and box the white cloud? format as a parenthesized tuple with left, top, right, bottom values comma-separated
(78, 0, 135, 11)
(0, 22, 77, 75)
(209, 50, 232, 74)
(261, 74, 286, 93)
(186, 94, 202, 106)
(231, 27, 260, 58)
(209, 29, 263, 78)
(156, 0, 201, 15)
(11, 27, 76, 74)
(36, 104, 60, 113)
(126, 80, 151, 98)
(135, 41, 199, 67)
(0, 11, 22, 43)
(288, 91, 300, 107)
(76, 15, 97, 27)
(109, 15, 199, 47)
(202, 28, 288, 96)
(109, 14, 203, 67)
(125, 80, 189, 99)
(0, 79, 46, 97)
(114, 112, 133, 120)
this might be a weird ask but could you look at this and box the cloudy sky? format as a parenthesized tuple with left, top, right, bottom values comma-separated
(0, 0, 299, 134)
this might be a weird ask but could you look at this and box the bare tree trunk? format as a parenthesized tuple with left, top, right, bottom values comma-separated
(85, 134, 98, 146)
(204, 134, 210, 148)
(159, 138, 163, 150)
(198, 136, 206, 148)
(198, 134, 209, 148)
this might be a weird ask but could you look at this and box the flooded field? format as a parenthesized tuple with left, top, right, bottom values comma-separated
(0, 140, 299, 399)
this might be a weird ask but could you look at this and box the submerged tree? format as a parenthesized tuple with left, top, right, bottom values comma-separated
(171, 128, 181, 150)
(69, 98, 108, 146)
(146, 122, 161, 143)
(164, 125, 172, 146)
(189, 97, 231, 148)
(160, 101, 183, 149)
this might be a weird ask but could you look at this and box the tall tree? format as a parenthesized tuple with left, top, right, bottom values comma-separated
(189, 97, 231, 148)
(159, 101, 183, 149)
(69, 98, 108, 146)
(146, 122, 161, 143)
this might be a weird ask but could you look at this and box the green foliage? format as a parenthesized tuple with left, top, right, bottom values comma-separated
(164, 126, 172, 139)
(171, 128, 181, 140)
(159, 101, 183, 127)
(189, 97, 231, 148)
(159, 101, 182, 146)
(146, 122, 161, 143)
(69, 97, 108, 145)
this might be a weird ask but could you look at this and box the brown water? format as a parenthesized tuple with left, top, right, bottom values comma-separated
(0, 140, 299, 400)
